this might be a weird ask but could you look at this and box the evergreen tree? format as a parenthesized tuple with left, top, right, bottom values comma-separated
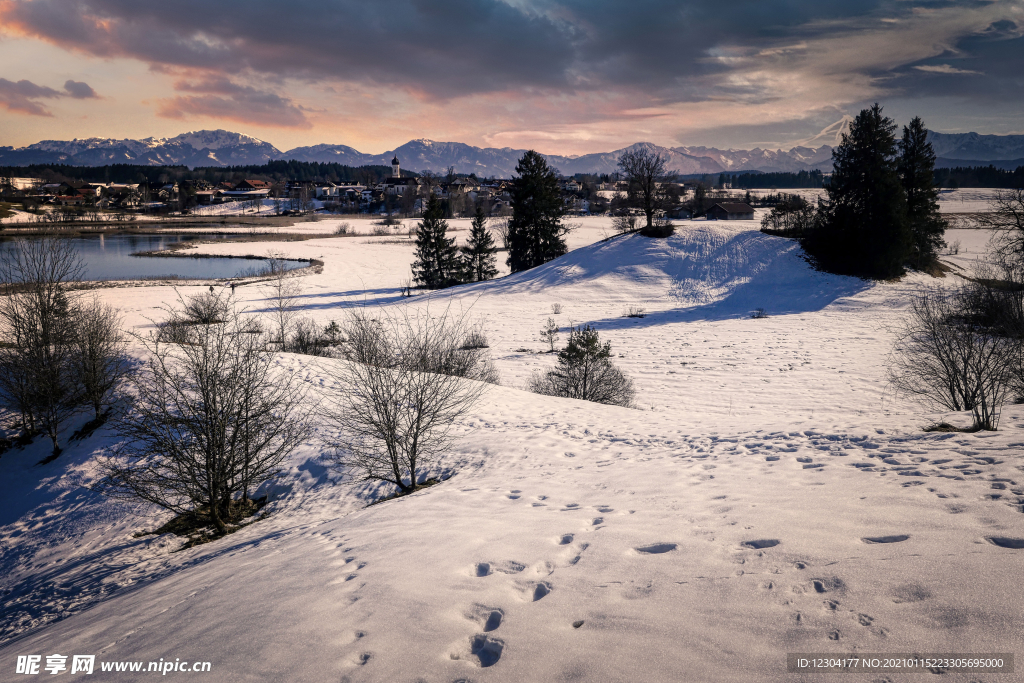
(804, 104, 910, 278)
(412, 194, 461, 289)
(460, 206, 499, 282)
(899, 116, 946, 269)
(508, 151, 567, 273)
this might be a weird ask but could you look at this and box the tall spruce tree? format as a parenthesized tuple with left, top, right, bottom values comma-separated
(805, 104, 910, 278)
(412, 193, 461, 289)
(899, 116, 946, 269)
(461, 206, 498, 282)
(508, 150, 567, 273)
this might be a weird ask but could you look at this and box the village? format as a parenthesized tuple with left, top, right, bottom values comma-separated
(0, 154, 761, 224)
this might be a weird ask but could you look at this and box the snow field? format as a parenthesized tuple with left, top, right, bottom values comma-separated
(1, 216, 1022, 682)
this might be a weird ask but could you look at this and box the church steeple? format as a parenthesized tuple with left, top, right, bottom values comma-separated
(391, 155, 400, 178)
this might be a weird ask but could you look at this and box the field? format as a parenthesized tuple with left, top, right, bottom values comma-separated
(0, 214, 1021, 682)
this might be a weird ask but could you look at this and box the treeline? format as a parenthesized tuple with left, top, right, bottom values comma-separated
(0, 160, 406, 186)
(725, 170, 825, 189)
(933, 165, 1024, 189)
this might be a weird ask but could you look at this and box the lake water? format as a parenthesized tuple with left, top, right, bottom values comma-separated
(0, 233, 304, 281)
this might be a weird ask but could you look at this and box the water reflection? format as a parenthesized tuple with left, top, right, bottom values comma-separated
(0, 233, 303, 281)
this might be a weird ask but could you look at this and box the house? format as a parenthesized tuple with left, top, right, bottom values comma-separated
(381, 177, 420, 196)
(667, 204, 694, 220)
(235, 179, 271, 191)
(706, 202, 755, 220)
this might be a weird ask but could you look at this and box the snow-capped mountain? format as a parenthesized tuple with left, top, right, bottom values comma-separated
(927, 132, 1024, 162)
(3, 128, 1023, 175)
(282, 140, 825, 176)
(0, 130, 283, 168)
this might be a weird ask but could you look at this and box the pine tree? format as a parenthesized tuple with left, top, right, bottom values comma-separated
(508, 150, 567, 273)
(805, 104, 910, 278)
(460, 206, 498, 282)
(412, 193, 461, 289)
(899, 116, 946, 269)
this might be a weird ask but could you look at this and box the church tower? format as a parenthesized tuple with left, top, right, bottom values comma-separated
(392, 155, 400, 178)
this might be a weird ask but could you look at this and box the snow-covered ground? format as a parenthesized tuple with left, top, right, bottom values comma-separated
(1, 216, 1022, 682)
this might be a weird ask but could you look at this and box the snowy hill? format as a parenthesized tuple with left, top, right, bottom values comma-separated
(0, 130, 283, 168)
(2, 219, 1022, 681)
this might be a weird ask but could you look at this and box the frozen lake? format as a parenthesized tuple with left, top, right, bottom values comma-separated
(0, 233, 302, 281)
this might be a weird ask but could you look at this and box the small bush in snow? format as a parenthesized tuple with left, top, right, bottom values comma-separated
(529, 324, 635, 407)
(751, 308, 768, 319)
(461, 326, 489, 350)
(550, 303, 562, 315)
(624, 305, 646, 318)
(334, 222, 352, 235)
(887, 285, 1016, 431)
(180, 290, 231, 325)
(540, 317, 559, 352)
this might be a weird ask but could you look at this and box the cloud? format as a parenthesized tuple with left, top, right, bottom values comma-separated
(911, 64, 981, 75)
(0, 77, 72, 115)
(63, 79, 97, 98)
(156, 77, 311, 128)
(0, 0, 1022, 148)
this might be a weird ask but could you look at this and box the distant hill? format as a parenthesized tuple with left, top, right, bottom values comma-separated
(2, 128, 1022, 176)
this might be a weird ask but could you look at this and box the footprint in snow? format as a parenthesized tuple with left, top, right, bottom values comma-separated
(465, 605, 504, 632)
(448, 634, 504, 667)
(861, 535, 909, 544)
(517, 581, 552, 602)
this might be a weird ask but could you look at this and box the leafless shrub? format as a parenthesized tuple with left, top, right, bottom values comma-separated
(492, 217, 511, 251)
(751, 308, 768, 319)
(623, 305, 646, 318)
(288, 317, 333, 357)
(371, 224, 391, 236)
(73, 297, 131, 419)
(181, 290, 230, 324)
(261, 253, 302, 344)
(323, 307, 493, 493)
(528, 324, 635, 407)
(943, 239, 961, 256)
(334, 222, 352, 235)
(550, 303, 562, 315)
(96, 306, 312, 534)
(612, 214, 640, 235)
(461, 325, 489, 350)
(887, 285, 1017, 430)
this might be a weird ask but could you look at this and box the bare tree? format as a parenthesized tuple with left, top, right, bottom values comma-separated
(323, 308, 492, 493)
(73, 297, 130, 420)
(97, 305, 312, 534)
(261, 254, 301, 346)
(979, 188, 1024, 264)
(0, 237, 85, 455)
(887, 285, 1017, 430)
(529, 324, 635, 407)
(617, 147, 674, 232)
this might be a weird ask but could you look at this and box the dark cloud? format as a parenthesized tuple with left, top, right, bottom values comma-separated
(0, 0, 921, 99)
(1, 0, 1021, 140)
(156, 77, 311, 128)
(0, 77, 79, 115)
(882, 22, 1024, 103)
(63, 79, 97, 98)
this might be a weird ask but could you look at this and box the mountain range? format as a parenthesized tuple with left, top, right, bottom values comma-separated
(2, 129, 1023, 176)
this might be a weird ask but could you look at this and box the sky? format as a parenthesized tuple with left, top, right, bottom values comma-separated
(0, 0, 1022, 155)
